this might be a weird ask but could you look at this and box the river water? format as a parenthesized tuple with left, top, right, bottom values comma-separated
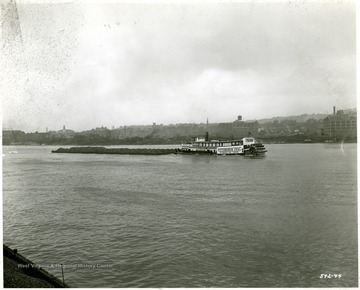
(2, 143, 357, 287)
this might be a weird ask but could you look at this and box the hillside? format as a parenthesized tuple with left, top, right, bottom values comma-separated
(254, 108, 356, 124)
(255, 113, 328, 124)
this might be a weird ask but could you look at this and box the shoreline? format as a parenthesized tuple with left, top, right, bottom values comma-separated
(3, 139, 357, 147)
(3, 244, 70, 288)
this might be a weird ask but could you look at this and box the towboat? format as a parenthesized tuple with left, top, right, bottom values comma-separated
(176, 135, 267, 156)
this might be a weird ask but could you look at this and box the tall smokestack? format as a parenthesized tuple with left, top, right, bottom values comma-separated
(333, 106, 336, 116)
(205, 118, 209, 141)
(205, 132, 209, 141)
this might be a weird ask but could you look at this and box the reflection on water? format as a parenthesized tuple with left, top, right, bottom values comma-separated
(2, 144, 357, 287)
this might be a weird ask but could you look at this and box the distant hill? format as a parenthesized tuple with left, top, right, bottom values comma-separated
(255, 113, 328, 124)
(254, 108, 356, 124)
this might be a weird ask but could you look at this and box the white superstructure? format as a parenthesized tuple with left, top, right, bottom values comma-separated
(179, 136, 266, 156)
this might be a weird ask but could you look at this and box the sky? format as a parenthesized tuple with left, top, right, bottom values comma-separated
(1, 0, 357, 132)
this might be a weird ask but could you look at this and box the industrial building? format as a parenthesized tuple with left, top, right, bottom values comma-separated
(209, 115, 259, 139)
(322, 106, 357, 139)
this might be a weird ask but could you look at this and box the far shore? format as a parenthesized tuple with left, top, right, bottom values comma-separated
(3, 140, 357, 147)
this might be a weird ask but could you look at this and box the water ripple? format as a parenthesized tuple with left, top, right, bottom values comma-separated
(2, 144, 358, 287)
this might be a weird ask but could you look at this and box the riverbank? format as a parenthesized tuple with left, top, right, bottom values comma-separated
(3, 244, 70, 288)
(4, 138, 357, 147)
(52, 147, 175, 155)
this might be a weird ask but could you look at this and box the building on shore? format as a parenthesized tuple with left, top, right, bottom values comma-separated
(322, 106, 356, 139)
(209, 115, 259, 139)
(51, 125, 75, 139)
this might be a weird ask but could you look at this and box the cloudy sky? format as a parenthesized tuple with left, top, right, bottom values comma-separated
(2, 0, 356, 132)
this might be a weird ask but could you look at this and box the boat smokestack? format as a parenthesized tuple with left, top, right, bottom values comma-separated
(333, 106, 336, 116)
(205, 132, 209, 141)
(238, 115, 242, 121)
